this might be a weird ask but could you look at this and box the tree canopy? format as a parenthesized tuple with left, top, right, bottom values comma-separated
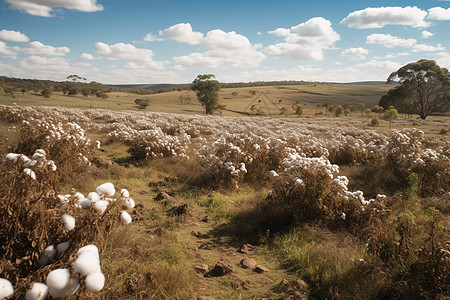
(380, 59, 450, 119)
(191, 74, 221, 114)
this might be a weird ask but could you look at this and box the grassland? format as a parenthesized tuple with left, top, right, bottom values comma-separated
(0, 82, 449, 299)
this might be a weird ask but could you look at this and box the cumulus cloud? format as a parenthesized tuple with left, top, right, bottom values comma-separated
(170, 25, 266, 69)
(421, 30, 434, 38)
(341, 47, 369, 60)
(19, 55, 70, 72)
(22, 41, 70, 56)
(355, 60, 401, 70)
(366, 33, 416, 48)
(266, 17, 340, 60)
(5, 0, 103, 17)
(161, 23, 203, 45)
(412, 43, 445, 52)
(340, 6, 429, 29)
(94, 42, 164, 69)
(428, 7, 450, 21)
(143, 33, 164, 42)
(0, 41, 19, 58)
(0, 29, 29, 43)
(80, 53, 100, 60)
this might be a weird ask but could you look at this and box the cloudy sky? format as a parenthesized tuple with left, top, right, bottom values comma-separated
(0, 0, 449, 84)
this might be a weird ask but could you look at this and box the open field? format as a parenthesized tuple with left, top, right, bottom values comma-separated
(0, 83, 393, 116)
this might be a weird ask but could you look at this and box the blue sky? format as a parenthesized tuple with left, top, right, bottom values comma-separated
(0, 0, 449, 84)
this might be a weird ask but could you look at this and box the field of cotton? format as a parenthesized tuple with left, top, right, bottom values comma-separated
(0, 104, 449, 299)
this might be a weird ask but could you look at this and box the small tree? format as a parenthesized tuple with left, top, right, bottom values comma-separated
(191, 74, 221, 114)
(21, 88, 27, 96)
(335, 105, 344, 117)
(384, 108, 399, 130)
(41, 87, 52, 98)
(295, 105, 303, 117)
(358, 102, 366, 118)
(135, 98, 150, 109)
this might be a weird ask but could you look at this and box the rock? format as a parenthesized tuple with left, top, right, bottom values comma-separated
(240, 257, 257, 269)
(204, 260, 234, 277)
(154, 191, 173, 202)
(254, 264, 269, 273)
(238, 243, 257, 254)
(194, 264, 209, 274)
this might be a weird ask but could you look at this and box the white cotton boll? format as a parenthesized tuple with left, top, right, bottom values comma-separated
(120, 211, 132, 224)
(32, 152, 45, 160)
(94, 200, 109, 214)
(74, 192, 84, 201)
(95, 140, 101, 149)
(73, 252, 100, 276)
(85, 271, 105, 292)
(0, 278, 14, 299)
(122, 198, 135, 209)
(78, 198, 91, 209)
(60, 214, 75, 231)
(340, 212, 346, 220)
(120, 189, 130, 198)
(56, 242, 70, 254)
(39, 245, 56, 266)
(269, 170, 279, 177)
(48, 277, 79, 299)
(46, 269, 70, 292)
(77, 245, 99, 259)
(35, 149, 46, 156)
(96, 182, 115, 197)
(25, 282, 48, 300)
(23, 168, 36, 180)
(87, 192, 100, 203)
(5, 153, 19, 162)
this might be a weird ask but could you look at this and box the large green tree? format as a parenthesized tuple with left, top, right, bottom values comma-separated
(191, 74, 221, 114)
(380, 59, 450, 119)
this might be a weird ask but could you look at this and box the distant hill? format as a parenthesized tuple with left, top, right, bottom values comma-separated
(107, 83, 189, 90)
(344, 81, 389, 85)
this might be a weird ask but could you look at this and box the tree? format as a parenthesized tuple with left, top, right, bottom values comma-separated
(295, 105, 303, 117)
(382, 59, 450, 119)
(66, 75, 86, 82)
(135, 98, 150, 109)
(335, 105, 344, 117)
(41, 87, 52, 98)
(384, 107, 399, 130)
(357, 102, 366, 118)
(191, 74, 221, 114)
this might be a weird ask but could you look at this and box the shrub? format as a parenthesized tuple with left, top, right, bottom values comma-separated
(135, 99, 150, 109)
(370, 117, 380, 126)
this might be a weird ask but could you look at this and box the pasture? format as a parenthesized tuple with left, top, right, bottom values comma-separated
(0, 82, 449, 299)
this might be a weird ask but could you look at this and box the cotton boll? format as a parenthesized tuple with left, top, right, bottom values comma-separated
(35, 149, 46, 156)
(0, 278, 13, 299)
(85, 271, 105, 292)
(25, 282, 48, 300)
(122, 198, 135, 209)
(48, 278, 79, 299)
(32, 152, 45, 160)
(46, 269, 70, 292)
(120, 211, 132, 224)
(77, 245, 99, 260)
(78, 198, 91, 209)
(39, 245, 56, 266)
(56, 242, 70, 254)
(87, 192, 100, 203)
(120, 189, 130, 198)
(94, 200, 109, 214)
(60, 214, 75, 231)
(23, 168, 36, 180)
(5, 153, 19, 162)
(73, 252, 100, 276)
(95, 182, 115, 197)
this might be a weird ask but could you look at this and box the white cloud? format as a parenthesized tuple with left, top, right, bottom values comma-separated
(366, 33, 416, 48)
(172, 27, 266, 69)
(0, 41, 18, 58)
(74, 62, 91, 67)
(80, 53, 100, 60)
(5, 0, 103, 17)
(428, 7, 450, 21)
(341, 47, 369, 60)
(162, 23, 203, 45)
(340, 6, 429, 29)
(421, 30, 434, 38)
(143, 33, 164, 42)
(18, 55, 71, 74)
(412, 43, 445, 52)
(0, 29, 29, 43)
(94, 42, 164, 69)
(434, 52, 450, 69)
(94, 68, 178, 84)
(266, 17, 340, 60)
(356, 60, 401, 70)
(22, 41, 70, 56)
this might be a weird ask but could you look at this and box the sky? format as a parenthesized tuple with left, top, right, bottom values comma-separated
(0, 0, 449, 84)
